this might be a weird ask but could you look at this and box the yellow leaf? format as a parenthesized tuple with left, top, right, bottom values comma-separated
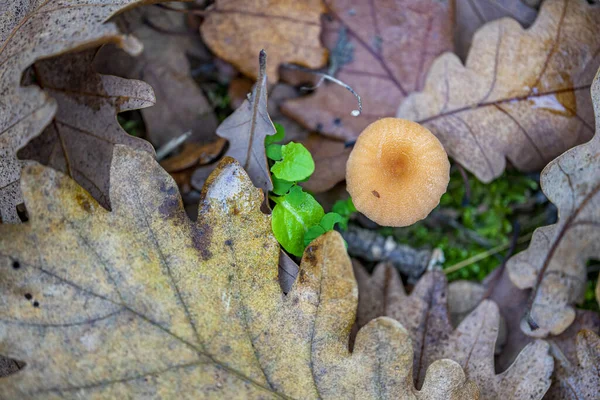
(0, 147, 477, 398)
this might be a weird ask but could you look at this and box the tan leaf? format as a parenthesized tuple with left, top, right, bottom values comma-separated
(0, 0, 157, 223)
(545, 330, 600, 399)
(94, 4, 219, 147)
(0, 146, 479, 398)
(398, 0, 600, 183)
(200, 0, 328, 83)
(301, 133, 350, 193)
(18, 49, 155, 211)
(448, 268, 600, 373)
(282, 0, 454, 141)
(354, 262, 554, 399)
(505, 67, 600, 337)
(455, 0, 537, 59)
(192, 51, 276, 193)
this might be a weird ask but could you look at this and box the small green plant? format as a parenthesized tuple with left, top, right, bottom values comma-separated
(268, 123, 347, 257)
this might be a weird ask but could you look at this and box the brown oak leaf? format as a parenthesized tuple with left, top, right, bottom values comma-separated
(200, 0, 328, 83)
(18, 49, 155, 211)
(0, 0, 158, 223)
(282, 0, 454, 141)
(301, 133, 350, 193)
(398, 0, 600, 183)
(354, 262, 554, 399)
(505, 66, 600, 337)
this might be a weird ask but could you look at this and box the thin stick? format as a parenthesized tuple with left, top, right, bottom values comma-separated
(281, 63, 362, 117)
(155, 131, 192, 161)
(443, 231, 533, 275)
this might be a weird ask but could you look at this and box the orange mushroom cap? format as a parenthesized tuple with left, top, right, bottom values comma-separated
(346, 118, 450, 227)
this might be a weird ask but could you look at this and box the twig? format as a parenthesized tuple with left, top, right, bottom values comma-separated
(443, 231, 532, 275)
(281, 63, 362, 117)
(342, 224, 435, 283)
(155, 131, 192, 161)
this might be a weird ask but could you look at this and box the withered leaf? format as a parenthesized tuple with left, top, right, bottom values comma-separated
(545, 330, 600, 399)
(282, 0, 454, 141)
(18, 49, 155, 210)
(94, 4, 219, 147)
(301, 133, 351, 193)
(455, 0, 537, 59)
(505, 67, 600, 337)
(192, 51, 276, 193)
(448, 268, 600, 373)
(0, 0, 154, 223)
(201, 0, 328, 83)
(354, 262, 553, 399)
(0, 147, 479, 399)
(398, 0, 600, 183)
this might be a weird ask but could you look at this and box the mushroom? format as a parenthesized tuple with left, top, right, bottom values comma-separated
(346, 118, 450, 227)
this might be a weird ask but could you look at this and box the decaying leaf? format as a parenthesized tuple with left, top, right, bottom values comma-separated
(301, 133, 350, 193)
(94, 4, 219, 147)
(200, 0, 328, 83)
(455, 0, 537, 59)
(448, 267, 600, 372)
(353, 262, 554, 399)
(505, 67, 600, 337)
(545, 330, 600, 399)
(282, 0, 454, 141)
(18, 49, 155, 210)
(192, 51, 276, 193)
(398, 0, 600, 183)
(0, 146, 481, 398)
(0, 0, 155, 223)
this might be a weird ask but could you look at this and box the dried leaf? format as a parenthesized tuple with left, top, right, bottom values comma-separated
(94, 5, 219, 147)
(448, 267, 600, 373)
(282, 0, 454, 141)
(0, 146, 479, 398)
(505, 67, 600, 337)
(200, 0, 328, 83)
(301, 134, 350, 193)
(398, 0, 600, 182)
(18, 49, 155, 210)
(455, 0, 537, 59)
(354, 262, 553, 399)
(192, 51, 276, 193)
(545, 330, 600, 399)
(0, 0, 153, 223)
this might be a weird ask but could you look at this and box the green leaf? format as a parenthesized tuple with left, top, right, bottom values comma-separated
(320, 212, 344, 231)
(304, 225, 326, 247)
(272, 186, 324, 256)
(332, 197, 356, 230)
(271, 142, 315, 182)
(272, 176, 294, 196)
(265, 121, 285, 145)
(266, 144, 282, 161)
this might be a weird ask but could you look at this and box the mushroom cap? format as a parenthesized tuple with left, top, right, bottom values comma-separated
(346, 118, 450, 227)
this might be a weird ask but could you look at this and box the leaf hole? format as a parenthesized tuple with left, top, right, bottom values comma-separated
(24, 293, 32, 300)
(12, 261, 20, 270)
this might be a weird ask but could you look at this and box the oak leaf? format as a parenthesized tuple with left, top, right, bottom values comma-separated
(353, 262, 554, 399)
(0, 146, 479, 399)
(505, 67, 600, 337)
(94, 4, 219, 147)
(0, 0, 157, 223)
(398, 0, 600, 183)
(18, 49, 155, 211)
(192, 51, 276, 193)
(282, 0, 454, 141)
(455, 0, 537, 59)
(545, 330, 600, 400)
(200, 0, 328, 83)
(301, 133, 350, 193)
